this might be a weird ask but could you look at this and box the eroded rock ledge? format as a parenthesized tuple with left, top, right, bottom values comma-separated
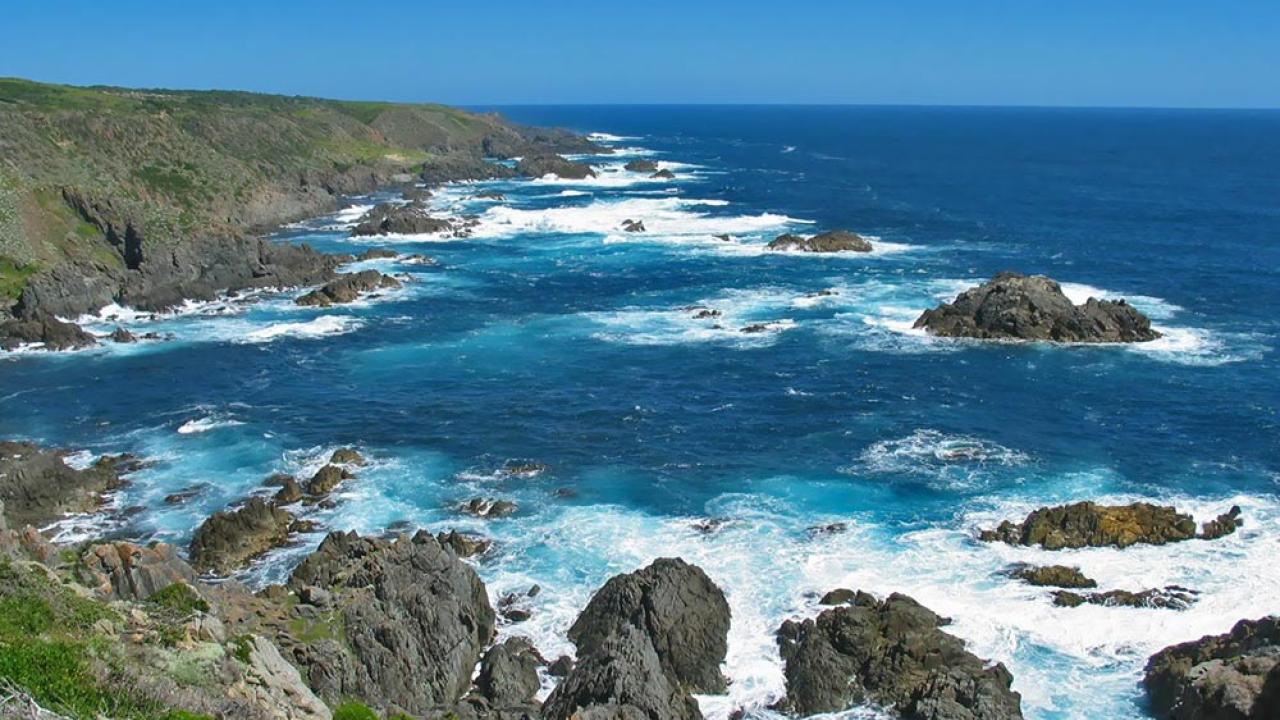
(979, 501, 1241, 550)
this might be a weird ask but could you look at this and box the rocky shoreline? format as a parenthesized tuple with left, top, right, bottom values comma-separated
(1, 439, 1270, 720)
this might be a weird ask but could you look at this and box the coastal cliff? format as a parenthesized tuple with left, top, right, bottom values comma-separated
(0, 78, 601, 344)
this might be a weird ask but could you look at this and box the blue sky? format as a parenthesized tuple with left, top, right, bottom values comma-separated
(3, 0, 1277, 107)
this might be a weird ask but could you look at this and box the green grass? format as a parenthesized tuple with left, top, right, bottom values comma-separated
(147, 583, 210, 615)
(332, 701, 379, 720)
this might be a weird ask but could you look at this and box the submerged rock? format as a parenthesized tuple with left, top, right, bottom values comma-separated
(914, 271, 1160, 343)
(1006, 564, 1097, 589)
(1145, 616, 1280, 720)
(189, 497, 294, 574)
(0, 441, 128, 528)
(768, 230, 873, 253)
(516, 153, 596, 179)
(1053, 586, 1198, 610)
(459, 497, 518, 519)
(568, 557, 731, 694)
(979, 501, 1204, 549)
(286, 530, 495, 714)
(776, 591, 1023, 718)
(295, 269, 401, 307)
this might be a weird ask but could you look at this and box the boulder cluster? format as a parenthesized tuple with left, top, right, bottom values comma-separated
(768, 229, 873, 253)
(979, 501, 1241, 550)
(296, 270, 402, 307)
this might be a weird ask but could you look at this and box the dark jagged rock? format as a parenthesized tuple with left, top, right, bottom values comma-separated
(517, 154, 596, 180)
(109, 326, 138, 343)
(305, 465, 353, 496)
(77, 541, 197, 601)
(0, 311, 98, 350)
(356, 248, 399, 261)
(0, 441, 127, 528)
(1199, 505, 1243, 540)
(460, 497, 518, 519)
(286, 530, 496, 715)
(501, 460, 549, 478)
(475, 637, 542, 710)
(549, 655, 575, 677)
(978, 501, 1201, 550)
(437, 529, 492, 558)
(273, 477, 304, 505)
(776, 591, 1023, 718)
(419, 155, 519, 184)
(914, 272, 1160, 343)
(295, 269, 401, 307)
(624, 160, 659, 173)
(188, 497, 293, 574)
(767, 230, 873, 253)
(542, 624, 703, 720)
(1006, 564, 1097, 589)
(1053, 586, 1198, 610)
(819, 588, 858, 605)
(351, 202, 455, 237)
(568, 557, 730, 694)
(1144, 616, 1280, 720)
(329, 447, 366, 466)
(621, 219, 646, 233)
(651, 169, 676, 180)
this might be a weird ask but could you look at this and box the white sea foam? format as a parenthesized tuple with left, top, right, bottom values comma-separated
(471, 196, 804, 241)
(177, 415, 246, 435)
(61, 449, 97, 470)
(586, 132, 638, 142)
(238, 315, 363, 343)
(851, 429, 1032, 491)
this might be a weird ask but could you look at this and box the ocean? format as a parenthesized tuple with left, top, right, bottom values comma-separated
(3, 105, 1279, 719)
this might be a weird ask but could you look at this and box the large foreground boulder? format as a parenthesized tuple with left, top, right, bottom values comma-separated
(768, 230, 873, 253)
(542, 625, 702, 720)
(567, 557, 731, 693)
(189, 497, 294, 574)
(285, 530, 496, 715)
(1145, 616, 1280, 719)
(979, 501, 1236, 550)
(776, 591, 1022, 719)
(295, 269, 401, 307)
(517, 154, 596, 180)
(914, 271, 1160, 342)
(0, 441, 128, 528)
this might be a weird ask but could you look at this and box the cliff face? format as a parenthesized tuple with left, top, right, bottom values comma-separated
(0, 77, 599, 325)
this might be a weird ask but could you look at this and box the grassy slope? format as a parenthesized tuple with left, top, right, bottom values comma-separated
(0, 78, 519, 301)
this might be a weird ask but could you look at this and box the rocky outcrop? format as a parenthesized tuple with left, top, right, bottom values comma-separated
(295, 270, 401, 307)
(0, 312, 98, 350)
(568, 557, 730, 694)
(621, 219, 646, 233)
(77, 541, 197, 601)
(0, 442, 129, 528)
(914, 272, 1160, 343)
(285, 530, 496, 715)
(436, 529, 493, 558)
(624, 160, 658, 173)
(228, 634, 333, 720)
(1200, 506, 1244, 540)
(189, 497, 294, 574)
(767, 230, 873, 253)
(1144, 616, 1280, 719)
(1006, 564, 1097, 589)
(776, 591, 1022, 719)
(978, 501, 1237, 550)
(542, 625, 703, 720)
(305, 465, 353, 496)
(460, 497, 518, 519)
(651, 169, 676, 180)
(1053, 586, 1197, 610)
(473, 637, 542, 713)
(517, 154, 596, 180)
(351, 202, 455, 237)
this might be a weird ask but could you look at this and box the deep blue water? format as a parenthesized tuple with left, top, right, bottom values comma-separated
(3, 106, 1279, 719)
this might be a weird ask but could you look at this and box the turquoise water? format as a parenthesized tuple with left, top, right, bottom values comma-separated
(3, 106, 1279, 718)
